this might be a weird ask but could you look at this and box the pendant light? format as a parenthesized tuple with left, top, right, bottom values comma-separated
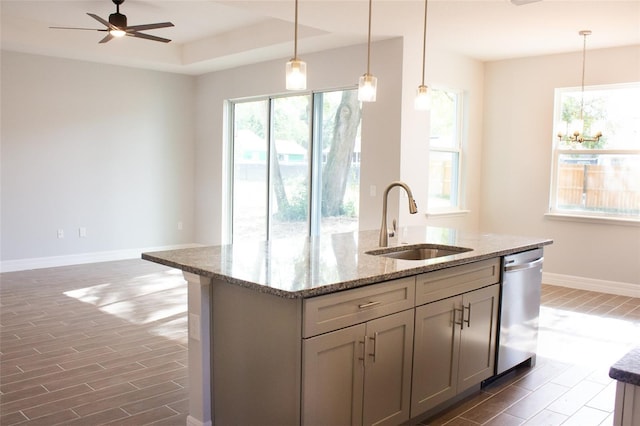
(414, 0, 430, 110)
(557, 30, 603, 143)
(358, 0, 377, 102)
(286, 0, 306, 90)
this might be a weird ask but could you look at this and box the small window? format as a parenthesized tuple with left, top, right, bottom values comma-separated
(550, 83, 640, 220)
(428, 88, 463, 212)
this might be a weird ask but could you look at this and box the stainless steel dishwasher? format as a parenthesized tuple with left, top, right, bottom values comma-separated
(496, 248, 544, 375)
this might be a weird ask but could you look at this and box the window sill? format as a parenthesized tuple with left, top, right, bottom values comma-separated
(425, 209, 470, 219)
(544, 212, 640, 227)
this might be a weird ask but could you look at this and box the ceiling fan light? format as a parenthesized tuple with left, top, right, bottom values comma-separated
(286, 58, 307, 90)
(110, 28, 126, 37)
(358, 73, 377, 102)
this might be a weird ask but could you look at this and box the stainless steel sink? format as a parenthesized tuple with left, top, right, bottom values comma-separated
(365, 244, 472, 260)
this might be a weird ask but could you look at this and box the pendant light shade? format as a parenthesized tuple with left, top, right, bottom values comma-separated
(358, 0, 376, 102)
(414, 85, 430, 110)
(286, 0, 306, 90)
(414, 0, 430, 110)
(358, 74, 377, 102)
(286, 59, 306, 90)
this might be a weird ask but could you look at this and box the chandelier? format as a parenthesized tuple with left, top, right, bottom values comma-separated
(557, 30, 603, 143)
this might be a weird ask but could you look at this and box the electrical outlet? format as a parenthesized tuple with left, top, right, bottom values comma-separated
(57, 229, 64, 239)
(370, 185, 377, 197)
(178, 221, 183, 231)
(79, 227, 87, 238)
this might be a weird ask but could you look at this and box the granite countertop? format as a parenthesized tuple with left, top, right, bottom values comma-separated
(609, 347, 640, 386)
(142, 226, 552, 299)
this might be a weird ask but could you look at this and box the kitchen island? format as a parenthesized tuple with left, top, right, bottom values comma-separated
(142, 227, 552, 426)
(610, 347, 640, 425)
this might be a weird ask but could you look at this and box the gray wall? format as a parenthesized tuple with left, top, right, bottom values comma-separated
(1, 52, 196, 264)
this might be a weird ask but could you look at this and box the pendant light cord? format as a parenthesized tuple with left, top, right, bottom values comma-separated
(420, 0, 429, 85)
(366, 0, 372, 74)
(580, 31, 589, 121)
(293, 0, 299, 59)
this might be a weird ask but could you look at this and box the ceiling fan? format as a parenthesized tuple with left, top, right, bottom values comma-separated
(50, 0, 174, 44)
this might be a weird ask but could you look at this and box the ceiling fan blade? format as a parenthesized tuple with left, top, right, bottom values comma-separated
(87, 13, 116, 30)
(49, 26, 106, 31)
(126, 22, 174, 31)
(128, 32, 171, 43)
(99, 33, 114, 44)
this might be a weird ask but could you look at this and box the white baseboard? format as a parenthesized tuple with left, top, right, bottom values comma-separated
(543, 272, 640, 298)
(0, 243, 203, 273)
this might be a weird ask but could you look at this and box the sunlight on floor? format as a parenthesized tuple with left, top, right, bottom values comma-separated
(63, 271, 187, 337)
(538, 305, 640, 368)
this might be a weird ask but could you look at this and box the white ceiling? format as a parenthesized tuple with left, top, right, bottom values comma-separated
(1, 0, 639, 75)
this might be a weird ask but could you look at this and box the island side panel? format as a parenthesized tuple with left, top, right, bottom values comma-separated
(211, 278, 303, 425)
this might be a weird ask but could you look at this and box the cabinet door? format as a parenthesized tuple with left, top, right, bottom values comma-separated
(458, 284, 499, 392)
(411, 296, 460, 417)
(302, 323, 366, 426)
(363, 309, 414, 426)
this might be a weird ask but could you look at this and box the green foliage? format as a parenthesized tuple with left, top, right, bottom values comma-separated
(430, 89, 456, 139)
(560, 93, 607, 149)
(234, 101, 267, 138)
(272, 95, 311, 147)
(275, 187, 308, 221)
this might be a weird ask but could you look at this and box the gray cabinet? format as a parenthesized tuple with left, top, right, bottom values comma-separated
(411, 259, 501, 418)
(302, 278, 415, 426)
(458, 284, 500, 391)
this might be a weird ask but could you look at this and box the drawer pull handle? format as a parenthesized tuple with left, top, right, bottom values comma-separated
(358, 301, 381, 309)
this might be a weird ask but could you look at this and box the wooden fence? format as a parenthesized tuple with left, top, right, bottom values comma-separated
(557, 164, 640, 213)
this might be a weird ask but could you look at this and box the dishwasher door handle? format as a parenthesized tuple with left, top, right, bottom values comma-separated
(504, 257, 544, 273)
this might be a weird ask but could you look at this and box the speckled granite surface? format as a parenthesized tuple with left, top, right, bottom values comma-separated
(142, 227, 552, 299)
(610, 347, 640, 386)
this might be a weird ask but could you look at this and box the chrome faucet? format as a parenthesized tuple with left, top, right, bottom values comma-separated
(379, 181, 418, 247)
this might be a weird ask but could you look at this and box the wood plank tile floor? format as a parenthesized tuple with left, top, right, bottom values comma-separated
(1, 259, 639, 425)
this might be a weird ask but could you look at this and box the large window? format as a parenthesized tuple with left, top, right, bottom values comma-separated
(229, 89, 362, 243)
(428, 88, 463, 212)
(550, 83, 640, 220)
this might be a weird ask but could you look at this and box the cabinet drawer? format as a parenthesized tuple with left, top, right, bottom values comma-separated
(416, 258, 500, 306)
(303, 277, 415, 338)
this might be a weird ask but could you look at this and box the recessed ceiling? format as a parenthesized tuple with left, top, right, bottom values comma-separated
(1, 0, 639, 75)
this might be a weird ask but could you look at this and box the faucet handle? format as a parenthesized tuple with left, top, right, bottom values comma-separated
(388, 218, 397, 238)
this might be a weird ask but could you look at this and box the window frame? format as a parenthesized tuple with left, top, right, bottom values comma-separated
(225, 88, 362, 244)
(426, 87, 465, 215)
(548, 82, 640, 224)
